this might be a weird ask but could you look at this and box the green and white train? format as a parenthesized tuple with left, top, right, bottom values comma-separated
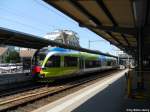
(32, 47, 118, 81)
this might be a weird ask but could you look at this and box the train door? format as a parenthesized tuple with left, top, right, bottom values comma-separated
(61, 56, 79, 76)
(44, 55, 61, 77)
(79, 57, 84, 69)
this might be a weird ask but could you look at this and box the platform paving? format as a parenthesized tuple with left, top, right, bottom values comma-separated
(32, 69, 128, 112)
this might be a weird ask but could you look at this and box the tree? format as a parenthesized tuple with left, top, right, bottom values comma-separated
(5, 51, 20, 63)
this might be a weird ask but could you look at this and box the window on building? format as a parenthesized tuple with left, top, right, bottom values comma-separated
(55, 39, 63, 43)
(45, 55, 60, 67)
(64, 56, 78, 67)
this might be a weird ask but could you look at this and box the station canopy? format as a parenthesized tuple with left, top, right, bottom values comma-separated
(46, 0, 150, 56)
(0, 0, 149, 58)
(0, 27, 117, 58)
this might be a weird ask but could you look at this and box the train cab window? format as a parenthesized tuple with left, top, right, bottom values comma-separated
(33, 53, 46, 66)
(37, 53, 46, 61)
(64, 56, 78, 67)
(45, 56, 60, 67)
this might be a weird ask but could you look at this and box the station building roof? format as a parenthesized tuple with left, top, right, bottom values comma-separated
(19, 49, 36, 58)
(46, 0, 150, 56)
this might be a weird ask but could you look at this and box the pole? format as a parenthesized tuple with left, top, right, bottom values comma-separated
(128, 55, 129, 68)
(88, 40, 90, 49)
(118, 55, 120, 65)
(137, 28, 144, 89)
(127, 70, 132, 97)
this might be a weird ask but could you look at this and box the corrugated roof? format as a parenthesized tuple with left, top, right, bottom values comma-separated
(45, 0, 149, 56)
(19, 49, 36, 58)
(0, 0, 149, 57)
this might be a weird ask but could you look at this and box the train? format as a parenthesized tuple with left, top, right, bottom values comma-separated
(31, 47, 119, 81)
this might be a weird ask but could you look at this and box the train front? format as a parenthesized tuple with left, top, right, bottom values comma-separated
(31, 48, 48, 79)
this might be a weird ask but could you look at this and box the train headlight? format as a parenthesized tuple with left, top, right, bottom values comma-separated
(40, 73, 45, 78)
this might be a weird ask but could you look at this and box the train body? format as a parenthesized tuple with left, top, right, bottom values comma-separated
(32, 47, 118, 81)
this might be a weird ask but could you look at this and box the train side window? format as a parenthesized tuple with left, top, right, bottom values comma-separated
(85, 60, 93, 68)
(45, 56, 60, 67)
(107, 60, 112, 66)
(95, 61, 101, 67)
(85, 60, 101, 68)
(64, 56, 78, 67)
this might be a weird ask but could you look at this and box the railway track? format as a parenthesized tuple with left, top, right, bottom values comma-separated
(0, 70, 121, 112)
(0, 82, 45, 98)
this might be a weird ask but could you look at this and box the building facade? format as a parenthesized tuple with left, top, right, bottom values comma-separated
(19, 48, 36, 70)
(44, 30, 80, 47)
(0, 47, 9, 63)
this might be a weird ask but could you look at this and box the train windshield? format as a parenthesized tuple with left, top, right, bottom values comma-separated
(37, 53, 46, 65)
(32, 48, 48, 66)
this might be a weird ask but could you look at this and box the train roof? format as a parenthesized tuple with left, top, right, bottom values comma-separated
(38, 47, 116, 61)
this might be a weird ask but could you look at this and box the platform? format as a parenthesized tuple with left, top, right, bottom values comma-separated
(33, 69, 128, 112)
(120, 70, 150, 112)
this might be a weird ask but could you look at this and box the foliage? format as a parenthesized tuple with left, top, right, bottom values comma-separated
(5, 51, 20, 63)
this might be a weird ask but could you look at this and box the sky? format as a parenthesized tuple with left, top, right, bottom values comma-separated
(0, 0, 120, 56)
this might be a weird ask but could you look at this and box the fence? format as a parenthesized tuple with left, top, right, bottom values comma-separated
(0, 63, 31, 74)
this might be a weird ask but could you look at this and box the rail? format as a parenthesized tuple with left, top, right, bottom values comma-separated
(0, 70, 121, 111)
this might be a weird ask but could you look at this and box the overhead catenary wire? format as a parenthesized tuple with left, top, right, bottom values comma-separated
(0, 7, 58, 32)
(34, 0, 76, 25)
(0, 16, 48, 33)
